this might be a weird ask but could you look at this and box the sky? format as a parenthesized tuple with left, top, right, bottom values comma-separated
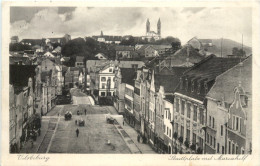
(10, 7, 252, 46)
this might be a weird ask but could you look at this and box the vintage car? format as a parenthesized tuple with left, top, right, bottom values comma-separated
(78, 119, 85, 126)
(106, 116, 114, 124)
(64, 111, 72, 120)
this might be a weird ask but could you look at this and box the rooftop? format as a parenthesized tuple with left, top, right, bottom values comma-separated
(120, 68, 137, 86)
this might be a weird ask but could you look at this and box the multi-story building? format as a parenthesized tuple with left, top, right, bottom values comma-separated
(133, 69, 142, 132)
(98, 63, 115, 97)
(9, 65, 38, 152)
(206, 56, 252, 154)
(173, 55, 242, 154)
(115, 45, 135, 59)
(114, 68, 136, 115)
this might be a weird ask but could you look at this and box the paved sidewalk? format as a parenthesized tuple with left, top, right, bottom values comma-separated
(108, 106, 156, 154)
(121, 121, 156, 154)
(20, 118, 50, 153)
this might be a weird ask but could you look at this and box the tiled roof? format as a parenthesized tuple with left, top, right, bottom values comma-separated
(10, 65, 37, 89)
(167, 45, 205, 67)
(121, 68, 137, 86)
(154, 67, 188, 93)
(207, 56, 252, 104)
(175, 55, 244, 101)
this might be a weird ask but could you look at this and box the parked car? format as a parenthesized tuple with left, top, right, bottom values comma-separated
(65, 111, 72, 120)
(78, 119, 85, 126)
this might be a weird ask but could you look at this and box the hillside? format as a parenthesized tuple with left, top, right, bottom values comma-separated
(202, 38, 252, 57)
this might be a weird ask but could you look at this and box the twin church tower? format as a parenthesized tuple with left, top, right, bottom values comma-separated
(145, 18, 161, 40)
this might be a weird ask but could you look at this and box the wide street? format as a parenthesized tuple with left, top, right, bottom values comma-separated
(29, 88, 155, 154)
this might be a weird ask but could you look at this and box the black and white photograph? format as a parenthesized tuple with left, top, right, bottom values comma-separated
(2, 1, 260, 166)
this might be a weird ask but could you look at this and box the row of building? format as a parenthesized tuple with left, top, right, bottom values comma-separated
(111, 53, 252, 154)
(9, 55, 87, 152)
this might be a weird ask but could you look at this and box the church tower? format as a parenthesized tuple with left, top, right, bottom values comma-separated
(157, 18, 161, 36)
(146, 19, 150, 34)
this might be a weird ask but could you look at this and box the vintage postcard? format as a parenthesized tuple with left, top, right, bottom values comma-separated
(1, 0, 260, 166)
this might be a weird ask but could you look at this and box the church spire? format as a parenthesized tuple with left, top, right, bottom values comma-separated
(157, 18, 161, 36)
(146, 18, 150, 34)
(101, 30, 103, 36)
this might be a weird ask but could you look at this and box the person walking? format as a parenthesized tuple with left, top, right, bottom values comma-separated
(137, 134, 140, 143)
(84, 109, 87, 115)
(75, 120, 77, 125)
(76, 128, 79, 137)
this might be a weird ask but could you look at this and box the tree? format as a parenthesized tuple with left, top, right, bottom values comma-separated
(120, 36, 136, 46)
(232, 47, 246, 57)
(9, 43, 32, 51)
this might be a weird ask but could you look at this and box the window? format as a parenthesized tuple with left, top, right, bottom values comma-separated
(213, 118, 215, 128)
(107, 92, 111, 96)
(232, 116, 235, 129)
(236, 145, 238, 154)
(187, 103, 191, 118)
(210, 136, 212, 146)
(204, 82, 208, 94)
(197, 82, 201, 94)
(217, 143, 220, 153)
(209, 116, 211, 127)
(181, 126, 184, 137)
(176, 98, 179, 112)
(199, 108, 204, 125)
(207, 133, 209, 143)
(185, 78, 188, 91)
(101, 77, 106, 82)
(228, 141, 231, 154)
(166, 109, 168, 119)
(101, 92, 105, 96)
(221, 125, 223, 136)
(239, 117, 242, 132)
(167, 127, 169, 135)
(236, 117, 239, 130)
(181, 100, 185, 115)
(192, 133, 196, 144)
(241, 148, 245, 154)
(169, 129, 171, 137)
(186, 129, 190, 142)
(232, 143, 235, 154)
(222, 146, 225, 154)
(214, 138, 216, 148)
(109, 68, 112, 72)
(175, 123, 178, 133)
(102, 83, 106, 89)
(193, 105, 197, 121)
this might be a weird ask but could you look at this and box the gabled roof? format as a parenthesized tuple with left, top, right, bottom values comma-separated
(207, 56, 252, 104)
(166, 44, 205, 67)
(121, 68, 137, 86)
(175, 55, 244, 101)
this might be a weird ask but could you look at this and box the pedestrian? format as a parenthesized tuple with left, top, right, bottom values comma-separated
(84, 109, 86, 115)
(137, 134, 140, 142)
(38, 129, 41, 136)
(75, 120, 77, 125)
(76, 128, 79, 137)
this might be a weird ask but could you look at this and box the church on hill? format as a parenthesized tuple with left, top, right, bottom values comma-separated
(142, 18, 161, 41)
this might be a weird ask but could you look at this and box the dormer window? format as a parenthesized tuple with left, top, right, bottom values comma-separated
(204, 82, 208, 94)
(185, 78, 188, 91)
(197, 82, 201, 94)
(191, 81, 194, 92)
